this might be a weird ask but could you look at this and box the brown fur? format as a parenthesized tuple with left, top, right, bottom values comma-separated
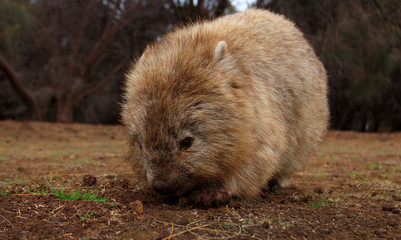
(121, 9, 329, 206)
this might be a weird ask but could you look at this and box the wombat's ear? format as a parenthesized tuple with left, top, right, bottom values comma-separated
(213, 41, 228, 62)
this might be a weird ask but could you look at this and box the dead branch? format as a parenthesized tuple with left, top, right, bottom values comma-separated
(0, 55, 43, 120)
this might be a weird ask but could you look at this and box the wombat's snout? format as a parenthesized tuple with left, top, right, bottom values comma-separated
(152, 179, 173, 196)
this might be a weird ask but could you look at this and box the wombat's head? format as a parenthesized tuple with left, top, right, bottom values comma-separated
(122, 34, 254, 197)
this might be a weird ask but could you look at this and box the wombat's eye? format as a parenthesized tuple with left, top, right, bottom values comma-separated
(179, 137, 193, 151)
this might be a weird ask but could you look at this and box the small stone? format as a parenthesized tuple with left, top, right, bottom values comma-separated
(314, 188, 324, 194)
(82, 174, 97, 186)
(382, 205, 399, 214)
(129, 200, 144, 215)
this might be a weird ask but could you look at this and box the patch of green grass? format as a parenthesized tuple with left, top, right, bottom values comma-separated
(309, 172, 330, 177)
(1, 178, 27, 185)
(0, 187, 11, 196)
(364, 179, 398, 188)
(346, 172, 364, 177)
(229, 199, 252, 205)
(307, 195, 342, 208)
(264, 216, 298, 229)
(391, 167, 401, 175)
(26, 187, 50, 196)
(1, 183, 109, 203)
(51, 152, 71, 159)
(48, 186, 108, 203)
(229, 198, 261, 205)
(329, 156, 341, 161)
(309, 198, 331, 208)
(349, 157, 362, 161)
(379, 172, 389, 177)
(0, 156, 10, 161)
(51, 175, 63, 181)
(69, 158, 102, 168)
(271, 187, 288, 195)
(372, 194, 393, 200)
(344, 201, 362, 207)
(278, 219, 297, 229)
(319, 155, 340, 161)
(367, 164, 383, 170)
(79, 211, 94, 222)
(239, 216, 259, 225)
(392, 192, 401, 199)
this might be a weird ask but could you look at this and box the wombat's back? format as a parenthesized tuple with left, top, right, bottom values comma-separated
(198, 9, 329, 187)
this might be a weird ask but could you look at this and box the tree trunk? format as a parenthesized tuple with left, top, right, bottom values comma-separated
(0, 55, 43, 120)
(56, 95, 75, 123)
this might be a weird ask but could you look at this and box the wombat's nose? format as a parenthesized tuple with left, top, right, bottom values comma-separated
(152, 179, 173, 195)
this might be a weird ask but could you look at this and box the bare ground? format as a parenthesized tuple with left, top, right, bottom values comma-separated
(0, 120, 400, 239)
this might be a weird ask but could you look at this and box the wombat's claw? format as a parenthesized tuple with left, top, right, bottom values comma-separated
(187, 190, 231, 208)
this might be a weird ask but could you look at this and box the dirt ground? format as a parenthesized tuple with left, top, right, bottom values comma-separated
(0, 120, 400, 239)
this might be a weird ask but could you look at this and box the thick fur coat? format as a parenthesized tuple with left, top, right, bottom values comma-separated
(121, 9, 329, 206)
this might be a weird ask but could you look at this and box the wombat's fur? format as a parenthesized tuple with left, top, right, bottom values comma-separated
(121, 9, 329, 206)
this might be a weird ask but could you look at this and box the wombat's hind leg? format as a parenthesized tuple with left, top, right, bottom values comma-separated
(262, 178, 280, 193)
(264, 178, 279, 192)
(276, 171, 294, 188)
(264, 171, 294, 193)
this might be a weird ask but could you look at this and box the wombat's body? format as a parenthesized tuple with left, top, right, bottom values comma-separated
(122, 9, 329, 206)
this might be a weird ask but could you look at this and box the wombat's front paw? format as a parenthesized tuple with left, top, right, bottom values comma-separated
(187, 189, 231, 208)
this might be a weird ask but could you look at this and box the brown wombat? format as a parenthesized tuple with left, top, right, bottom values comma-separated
(121, 9, 329, 206)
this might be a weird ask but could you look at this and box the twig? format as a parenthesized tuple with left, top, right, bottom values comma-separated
(109, 158, 129, 172)
(186, 220, 241, 240)
(161, 219, 244, 240)
(14, 193, 41, 196)
(167, 223, 174, 240)
(161, 220, 208, 240)
(50, 204, 65, 216)
(0, 213, 13, 226)
(154, 219, 186, 228)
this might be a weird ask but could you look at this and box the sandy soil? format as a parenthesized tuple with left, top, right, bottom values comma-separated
(0, 120, 400, 239)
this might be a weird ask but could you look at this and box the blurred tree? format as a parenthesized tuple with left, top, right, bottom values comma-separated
(32, 0, 151, 123)
(0, 0, 35, 56)
(0, 0, 42, 120)
(258, 0, 401, 131)
(169, 0, 234, 22)
(0, 55, 42, 120)
(0, 0, 232, 123)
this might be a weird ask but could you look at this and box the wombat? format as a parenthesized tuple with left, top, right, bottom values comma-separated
(121, 9, 329, 206)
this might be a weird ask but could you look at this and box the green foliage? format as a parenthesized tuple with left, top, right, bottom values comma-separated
(0, 187, 11, 196)
(346, 172, 364, 177)
(367, 164, 383, 170)
(47, 185, 109, 203)
(330, 1, 401, 130)
(0, 0, 36, 56)
(335, 3, 394, 102)
(309, 198, 331, 208)
(262, 0, 401, 131)
(0, 183, 109, 203)
(229, 198, 254, 205)
(79, 211, 95, 222)
(0, 0, 400, 130)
